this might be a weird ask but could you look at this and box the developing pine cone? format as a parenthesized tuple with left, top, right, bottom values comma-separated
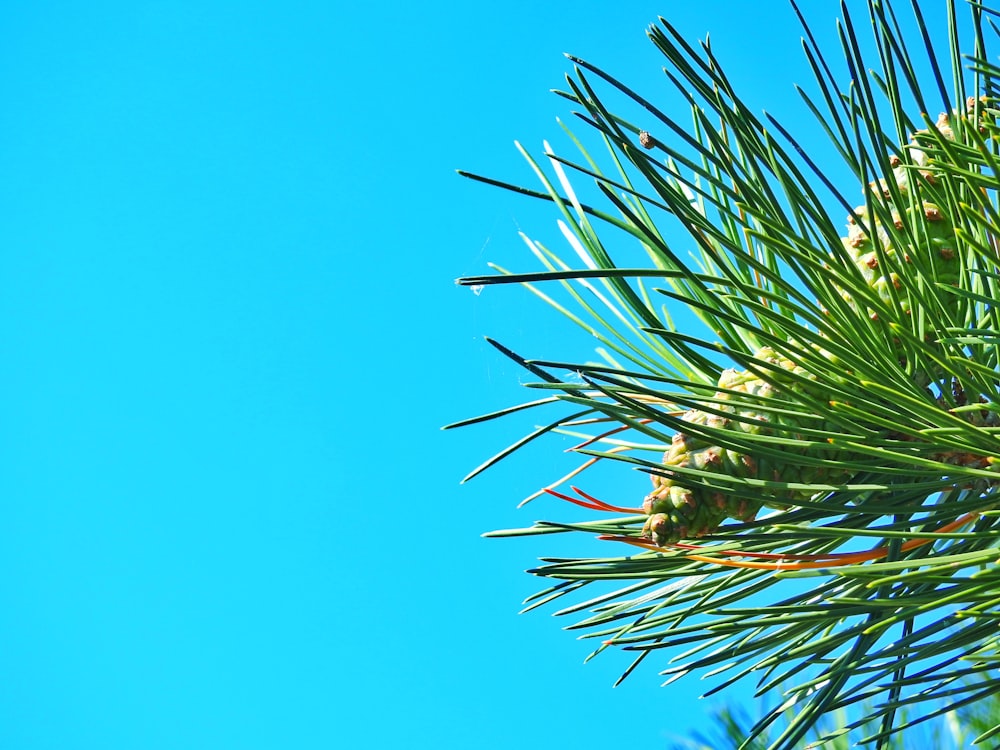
(840, 199, 958, 317)
(837, 98, 999, 318)
(643, 348, 850, 546)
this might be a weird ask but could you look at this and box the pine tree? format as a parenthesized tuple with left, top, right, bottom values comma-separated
(448, 2, 1000, 747)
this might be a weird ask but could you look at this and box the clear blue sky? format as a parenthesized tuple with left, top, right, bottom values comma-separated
(0, 2, 886, 748)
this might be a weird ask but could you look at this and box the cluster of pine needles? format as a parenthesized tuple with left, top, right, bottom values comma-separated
(449, 1, 1000, 747)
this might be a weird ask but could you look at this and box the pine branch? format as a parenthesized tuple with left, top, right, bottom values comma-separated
(453, 2, 1000, 747)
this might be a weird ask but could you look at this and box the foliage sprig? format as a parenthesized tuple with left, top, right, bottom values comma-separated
(450, 1, 1000, 747)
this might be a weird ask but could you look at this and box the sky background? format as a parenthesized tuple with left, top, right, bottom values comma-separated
(0, 2, 952, 748)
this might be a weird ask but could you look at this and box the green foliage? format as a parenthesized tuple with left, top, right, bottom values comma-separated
(449, 1, 1000, 747)
(668, 686, 1000, 749)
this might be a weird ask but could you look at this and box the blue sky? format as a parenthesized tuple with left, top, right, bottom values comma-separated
(0, 2, 894, 748)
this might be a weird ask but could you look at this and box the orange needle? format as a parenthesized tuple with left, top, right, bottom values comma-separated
(599, 512, 980, 570)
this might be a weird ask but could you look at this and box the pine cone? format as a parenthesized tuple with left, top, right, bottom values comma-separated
(642, 348, 850, 545)
(840, 200, 958, 318)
